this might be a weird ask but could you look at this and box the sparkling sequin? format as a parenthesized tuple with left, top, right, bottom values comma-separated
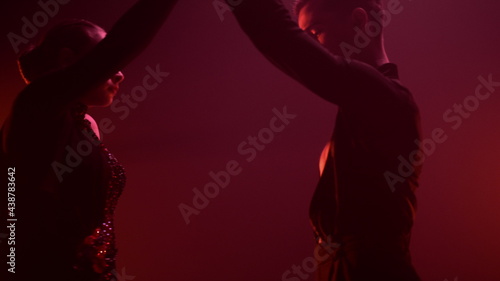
(72, 103, 126, 281)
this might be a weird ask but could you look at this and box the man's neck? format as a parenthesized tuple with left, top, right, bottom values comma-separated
(353, 42, 390, 68)
(355, 51, 389, 68)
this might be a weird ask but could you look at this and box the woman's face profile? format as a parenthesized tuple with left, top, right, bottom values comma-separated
(77, 26, 125, 107)
(82, 69, 125, 107)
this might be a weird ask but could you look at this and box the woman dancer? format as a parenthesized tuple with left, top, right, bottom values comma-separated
(1, 0, 178, 280)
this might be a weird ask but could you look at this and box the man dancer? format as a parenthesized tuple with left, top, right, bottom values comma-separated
(226, 0, 422, 280)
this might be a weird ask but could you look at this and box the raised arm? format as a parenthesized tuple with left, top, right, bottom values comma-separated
(15, 0, 179, 117)
(227, 0, 406, 109)
(4, 0, 179, 169)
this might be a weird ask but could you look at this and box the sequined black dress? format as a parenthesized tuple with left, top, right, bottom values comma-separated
(0, 1, 178, 280)
(1, 101, 129, 281)
(71, 103, 126, 280)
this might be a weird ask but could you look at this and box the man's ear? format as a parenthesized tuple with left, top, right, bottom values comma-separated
(57, 47, 75, 68)
(351, 7, 369, 29)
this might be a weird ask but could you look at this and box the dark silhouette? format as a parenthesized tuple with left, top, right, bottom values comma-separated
(1, 1, 178, 280)
(227, 0, 422, 280)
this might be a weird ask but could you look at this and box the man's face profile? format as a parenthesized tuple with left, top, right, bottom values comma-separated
(298, 0, 355, 56)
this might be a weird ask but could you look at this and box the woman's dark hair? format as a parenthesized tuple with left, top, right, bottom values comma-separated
(18, 19, 102, 83)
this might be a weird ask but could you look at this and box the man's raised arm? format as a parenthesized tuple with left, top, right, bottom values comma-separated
(226, 0, 403, 108)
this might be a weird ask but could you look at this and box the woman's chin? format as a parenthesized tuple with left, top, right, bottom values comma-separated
(86, 97, 114, 108)
(100, 98, 115, 107)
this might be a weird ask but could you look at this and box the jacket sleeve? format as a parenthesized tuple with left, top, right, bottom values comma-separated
(227, 0, 407, 110)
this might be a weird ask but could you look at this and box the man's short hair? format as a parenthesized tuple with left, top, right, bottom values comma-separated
(294, 0, 382, 17)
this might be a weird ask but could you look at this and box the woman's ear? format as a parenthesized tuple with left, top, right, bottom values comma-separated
(57, 47, 75, 68)
(351, 7, 369, 29)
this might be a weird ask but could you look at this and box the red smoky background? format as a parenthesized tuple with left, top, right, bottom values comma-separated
(1, 0, 499, 280)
